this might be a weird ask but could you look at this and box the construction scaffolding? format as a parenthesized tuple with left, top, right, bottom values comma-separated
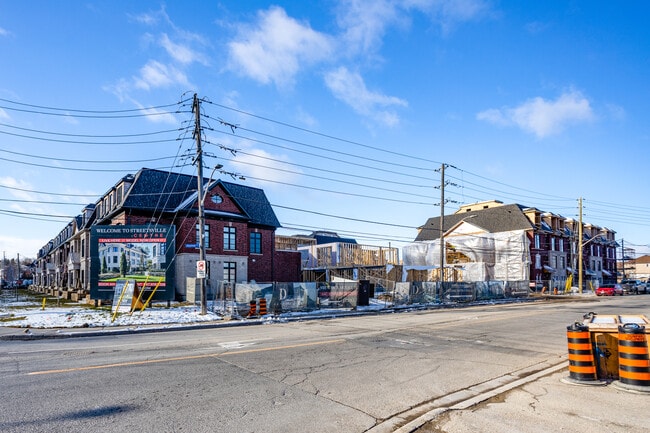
(402, 230, 530, 283)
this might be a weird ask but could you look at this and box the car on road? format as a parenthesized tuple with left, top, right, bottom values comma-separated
(620, 279, 644, 295)
(596, 284, 624, 296)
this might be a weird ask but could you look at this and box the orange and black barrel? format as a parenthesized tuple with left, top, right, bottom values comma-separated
(566, 322, 598, 382)
(259, 297, 268, 316)
(617, 323, 650, 389)
(247, 300, 257, 317)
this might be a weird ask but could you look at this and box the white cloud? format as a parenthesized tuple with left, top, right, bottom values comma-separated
(0, 107, 10, 120)
(134, 101, 177, 124)
(227, 6, 334, 87)
(231, 148, 301, 188)
(477, 90, 594, 138)
(336, 0, 491, 54)
(336, 0, 403, 55)
(0, 176, 33, 202)
(160, 33, 196, 65)
(605, 103, 626, 121)
(134, 60, 189, 90)
(295, 108, 318, 128)
(0, 234, 45, 260)
(403, 0, 491, 34)
(0, 27, 9, 36)
(324, 67, 407, 127)
(129, 10, 161, 26)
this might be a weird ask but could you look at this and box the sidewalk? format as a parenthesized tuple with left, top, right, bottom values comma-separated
(414, 368, 650, 433)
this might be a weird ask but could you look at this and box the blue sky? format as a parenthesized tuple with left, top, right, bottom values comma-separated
(1, 0, 649, 260)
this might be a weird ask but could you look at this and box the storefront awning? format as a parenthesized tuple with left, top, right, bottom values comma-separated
(602, 269, 612, 277)
(543, 265, 555, 272)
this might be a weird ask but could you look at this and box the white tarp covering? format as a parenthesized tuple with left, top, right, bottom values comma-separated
(402, 230, 530, 282)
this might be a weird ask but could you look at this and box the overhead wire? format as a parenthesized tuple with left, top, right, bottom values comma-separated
(0, 96, 646, 254)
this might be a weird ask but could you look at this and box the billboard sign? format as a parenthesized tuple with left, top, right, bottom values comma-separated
(90, 225, 175, 301)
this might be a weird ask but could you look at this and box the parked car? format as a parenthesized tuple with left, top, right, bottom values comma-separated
(596, 284, 624, 296)
(620, 279, 643, 295)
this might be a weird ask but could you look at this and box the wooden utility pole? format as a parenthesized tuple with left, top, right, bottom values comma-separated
(193, 93, 207, 315)
(439, 164, 445, 299)
(578, 197, 583, 294)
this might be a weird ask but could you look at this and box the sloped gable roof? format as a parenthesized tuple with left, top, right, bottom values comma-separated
(632, 255, 650, 265)
(119, 168, 280, 228)
(415, 203, 533, 241)
(218, 180, 281, 228)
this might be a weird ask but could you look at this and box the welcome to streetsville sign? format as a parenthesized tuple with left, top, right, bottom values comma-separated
(89, 225, 176, 301)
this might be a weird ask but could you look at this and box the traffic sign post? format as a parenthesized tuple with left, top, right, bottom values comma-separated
(196, 260, 206, 279)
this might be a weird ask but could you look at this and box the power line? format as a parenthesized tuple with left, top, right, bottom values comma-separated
(0, 184, 99, 197)
(0, 129, 181, 145)
(0, 147, 179, 165)
(204, 99, 444, 166)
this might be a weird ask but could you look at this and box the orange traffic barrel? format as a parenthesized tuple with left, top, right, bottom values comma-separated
(259, 298, 267, 316)
(247, 300, 257, 318)
(565, 322, 602, 385)
(615, 323, 650, 392)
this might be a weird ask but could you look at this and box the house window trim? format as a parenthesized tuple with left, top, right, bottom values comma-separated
(224, 261, 236, 282)
(196, 224, 211, 250)
(224, 226, 237, 251)
(250, 232, 262, 255)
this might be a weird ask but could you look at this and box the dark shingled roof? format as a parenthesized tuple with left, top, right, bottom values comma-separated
(120, 168, 280, 228)
(216, 180, 281, 228)
(415, 203, 533, 241)
(309, 231, 357, 245)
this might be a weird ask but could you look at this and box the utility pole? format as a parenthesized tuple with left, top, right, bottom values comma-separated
(193, 93, 207, 315)
(621, 238, 626, 279)
(439, 164, 445, 299)
(578, 197, 583, 294)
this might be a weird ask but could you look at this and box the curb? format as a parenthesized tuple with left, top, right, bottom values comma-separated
(0, 295, 594, 341)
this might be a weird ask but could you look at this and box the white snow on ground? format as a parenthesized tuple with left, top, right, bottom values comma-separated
(0, 301, 224, 329)
(0, 297, 388, 329)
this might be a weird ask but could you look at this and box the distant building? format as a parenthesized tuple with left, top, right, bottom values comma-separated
(276, 231, 401, 289)
(625, 255, 650, 280)
(405, 200, 617, 290)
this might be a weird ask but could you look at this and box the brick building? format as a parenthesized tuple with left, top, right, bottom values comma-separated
(33, 168, 300, 301)
(408, 200, 617, 291)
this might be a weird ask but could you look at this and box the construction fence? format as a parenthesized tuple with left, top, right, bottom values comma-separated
(208, 280, 531, 315)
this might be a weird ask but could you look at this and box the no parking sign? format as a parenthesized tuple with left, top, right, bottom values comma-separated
(196, 260, 206, 278)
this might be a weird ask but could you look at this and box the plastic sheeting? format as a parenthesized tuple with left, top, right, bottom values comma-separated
(402, 230, 530, 282)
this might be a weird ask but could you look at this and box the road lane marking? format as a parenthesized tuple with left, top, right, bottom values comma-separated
(26, 339, 346, 376)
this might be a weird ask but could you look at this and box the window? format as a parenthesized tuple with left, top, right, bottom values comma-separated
(535, 254, 541, 269)
(224, 226, 236, 250)
(196, 224, 210, 248)
(534, 234, 540, 249)
(559, 239, 564, 252)
(550, 238, 556, 251)
(250, 232, 261, 254)
(224, 261, 236, 281)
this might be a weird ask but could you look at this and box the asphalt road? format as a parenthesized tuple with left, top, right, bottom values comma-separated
(1, 295, 649, 432)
